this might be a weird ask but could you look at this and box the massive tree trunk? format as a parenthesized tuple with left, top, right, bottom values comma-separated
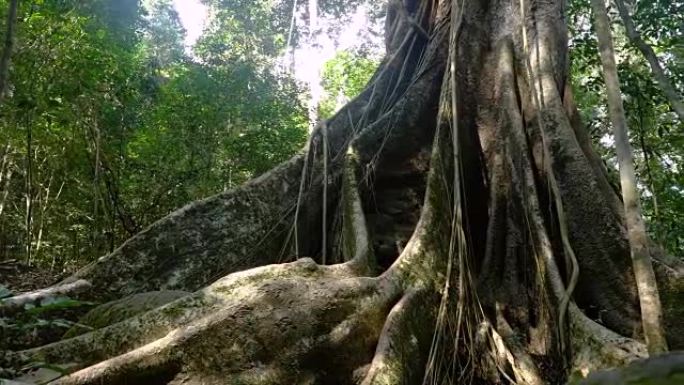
(2, 0, 683, 384)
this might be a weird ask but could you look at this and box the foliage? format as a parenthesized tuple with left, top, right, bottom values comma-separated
(0, 0, 307, 270)
(569, 0, 684, 256)
(196, 0, 288, 65)
(319, 50, 378, 118)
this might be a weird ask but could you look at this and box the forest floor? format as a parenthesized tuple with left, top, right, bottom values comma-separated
(0, 260, 60, 293)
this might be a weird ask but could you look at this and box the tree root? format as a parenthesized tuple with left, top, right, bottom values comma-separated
(0, 280, 91, 316)
(6, 158, 398, 384)
(16, 259, 413, 385)
(3, 259, 368, 383)
(574, 351, 684, 385)
(568, 303, 647, 377)
(5, 80, 452, 384)
(44, 155, 315, 302)
(492, 306, 545, 385)
(360, 288, 436, 385)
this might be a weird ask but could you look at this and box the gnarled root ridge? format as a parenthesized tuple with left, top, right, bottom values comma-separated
(33, 259, 404, 385)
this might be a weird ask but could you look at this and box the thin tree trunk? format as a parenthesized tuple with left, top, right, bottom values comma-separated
(100, 155, 139, 236)
(35, 172, 63, 259)
(89, 120, 139, 237)
(0, 0, 18, 102)
(637, 96, 658, 220)
(25, 113, 33, 265)
(590, 0, 668, 354)
(285, 0, 297, 72)
(33, 179, 47, 257)
(92, 117, 101, 246)
(0, 160, 12, 217)
(613, 0, 684, 121)
(0, 143, 9, 188)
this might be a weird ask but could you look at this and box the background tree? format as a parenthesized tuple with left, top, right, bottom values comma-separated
(569, 0, 684, 256)
(0, 0, 17, 101)
(589, 0, 667, 354)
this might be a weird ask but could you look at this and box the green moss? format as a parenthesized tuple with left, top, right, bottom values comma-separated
(63, 291, 189, 339)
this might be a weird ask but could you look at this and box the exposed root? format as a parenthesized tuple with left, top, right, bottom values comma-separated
(360, 289, 436, 385)
(7, 143, 436, 384)
(568, 304, 647, 377)
(0, 280, 91, 316)
(12, 259, 402, 385)
(339, 150, 373, 274)
(17, 259, 347, 366)
(492, 306, 545, 385)
(51, 155, 315, 302)
(574, 351, 684, 385)
(62, 290, 190, 339)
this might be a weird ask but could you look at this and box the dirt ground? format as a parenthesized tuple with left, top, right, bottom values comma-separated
(0, 259, 62, 294)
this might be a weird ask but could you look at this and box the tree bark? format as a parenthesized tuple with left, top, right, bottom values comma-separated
(0, 0, 18, 102)
(0, 145, 13, 217)
(589, 0, 668, 354)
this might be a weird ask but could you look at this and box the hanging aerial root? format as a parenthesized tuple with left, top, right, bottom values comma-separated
(474, 37, 564, 377)
(515, 105, 647, 376)
(527, 72, 649, 375)
(519, 152, 647, 374)
(338, 150, 374, 274)
(352, 17, 448, 166)
(490, 306, 545, 385)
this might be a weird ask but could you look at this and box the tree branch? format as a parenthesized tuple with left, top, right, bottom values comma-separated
(614, 0, 684, 121)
